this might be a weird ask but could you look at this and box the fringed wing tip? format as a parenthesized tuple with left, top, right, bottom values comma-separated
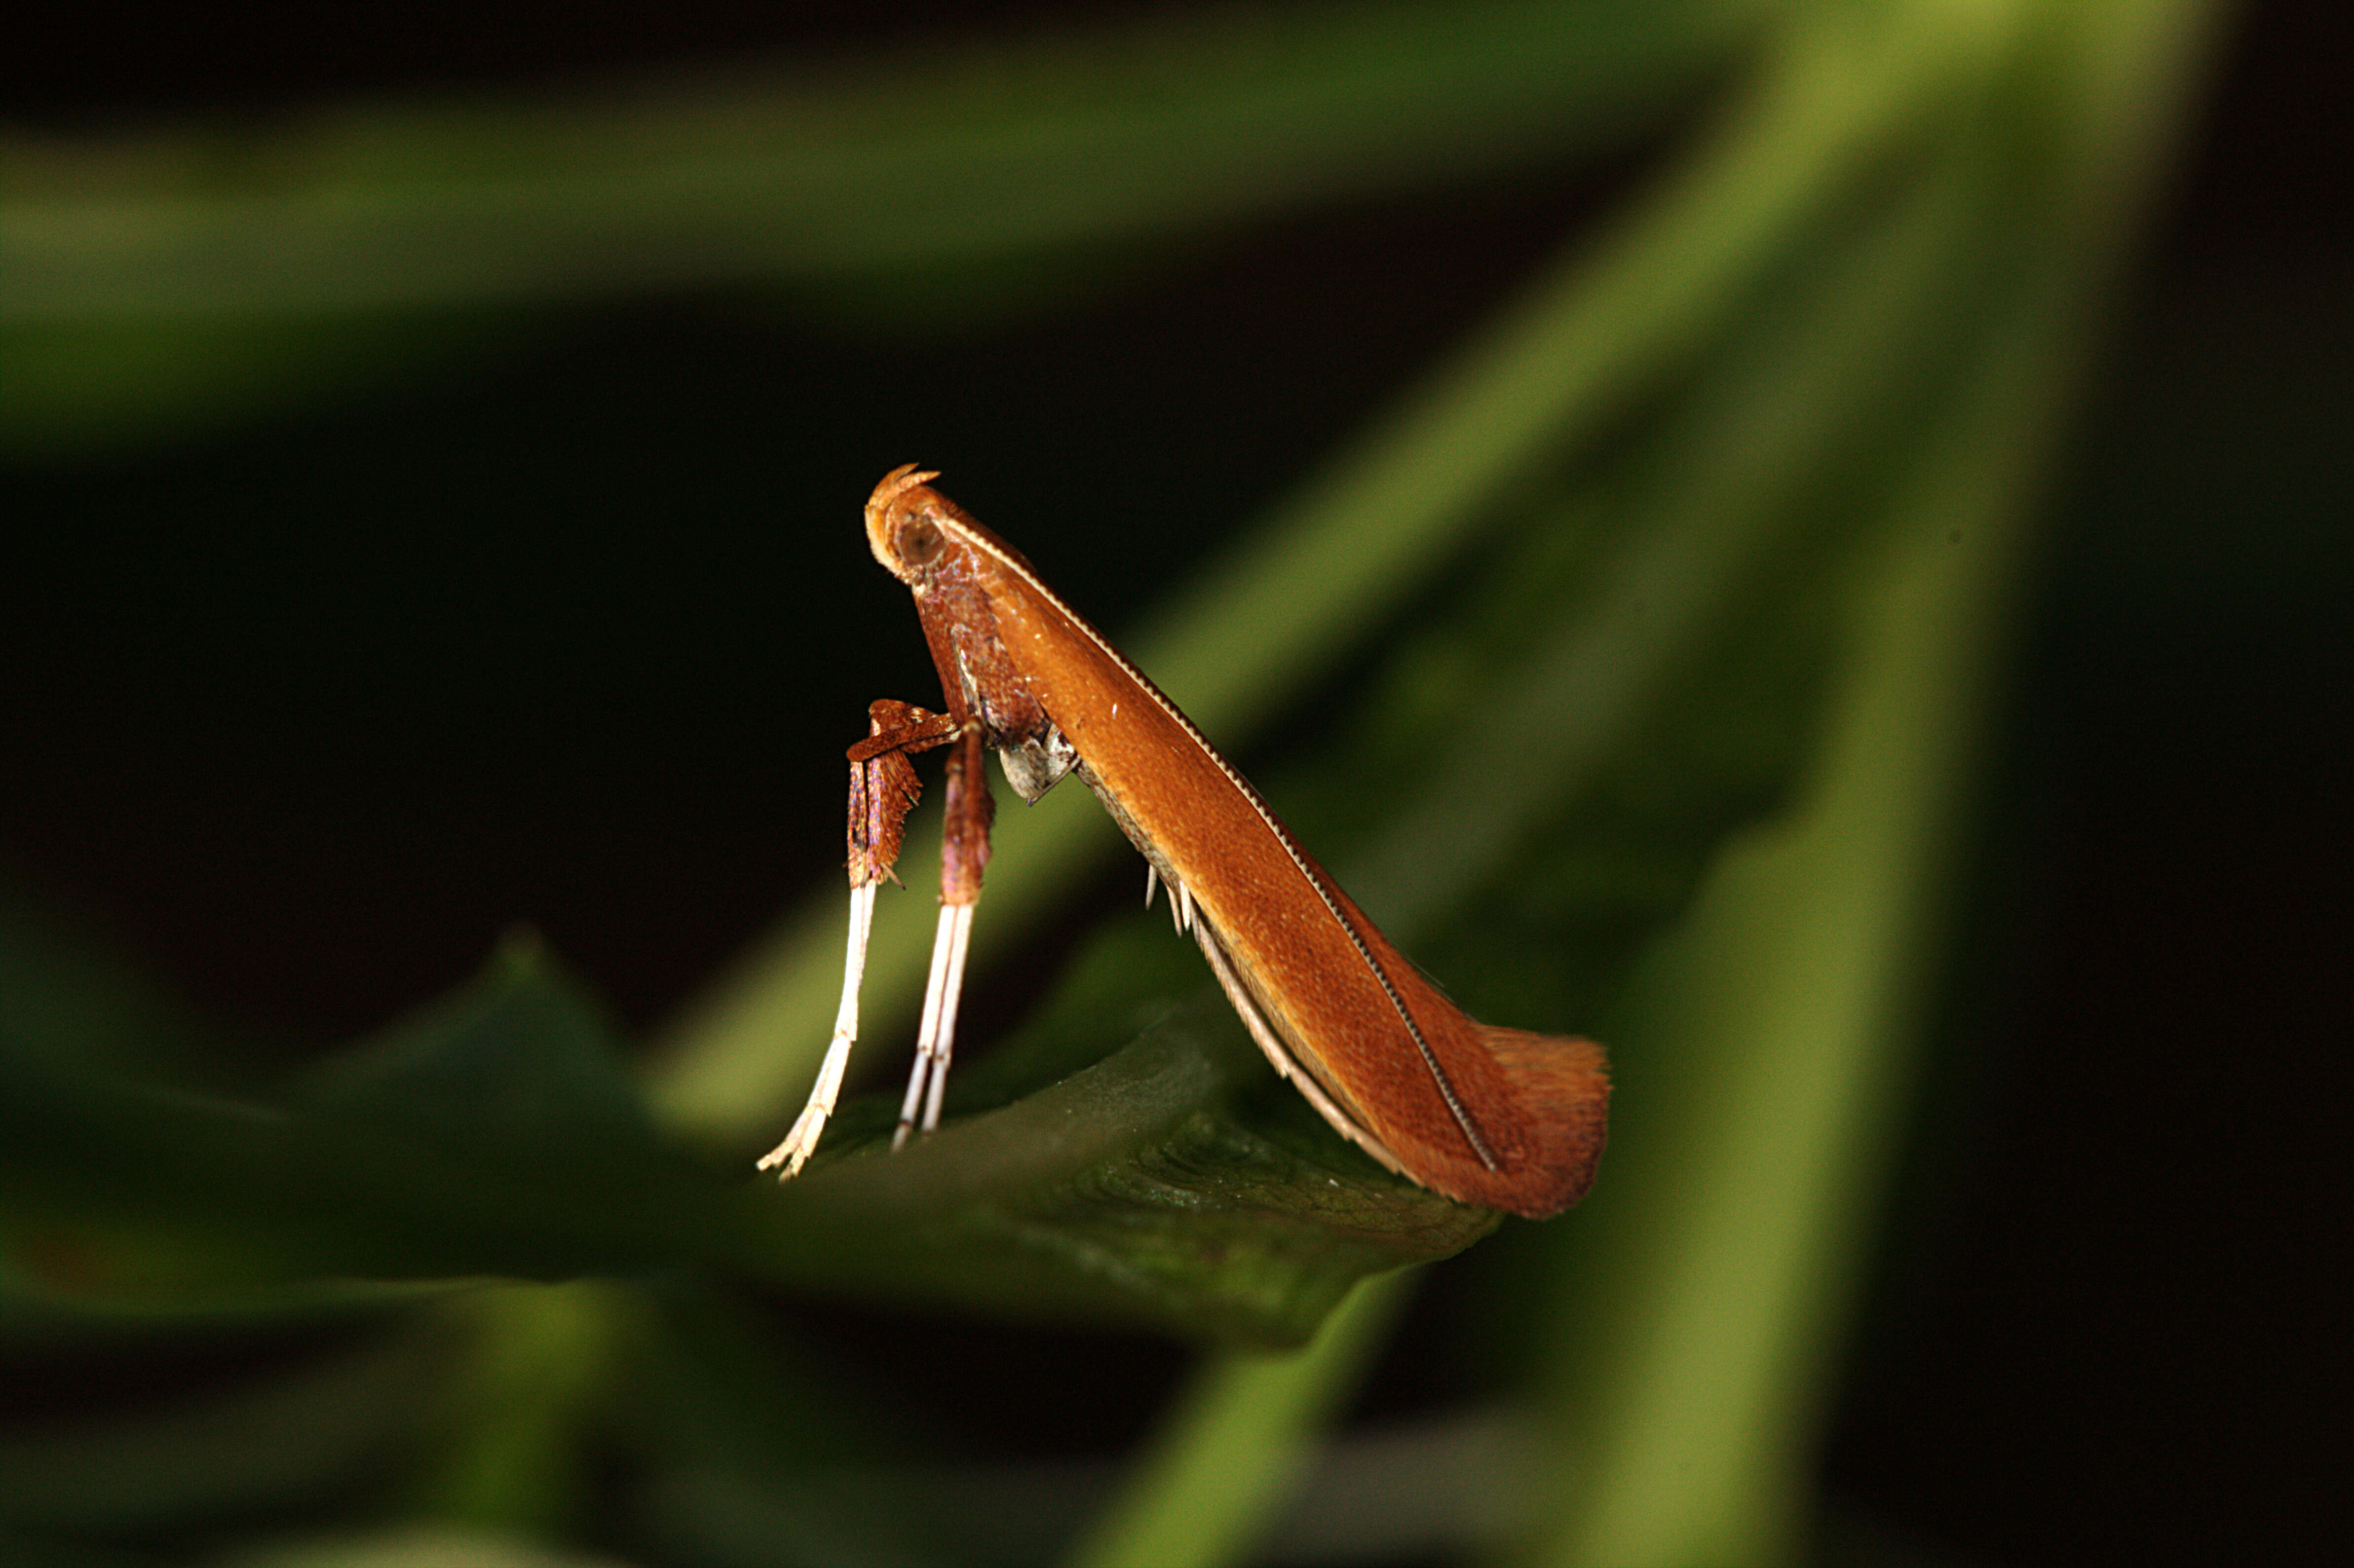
(1479, 1025, 1610, 1219)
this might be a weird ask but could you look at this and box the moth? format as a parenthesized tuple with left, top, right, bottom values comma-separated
(760, 466, 1607, 1218)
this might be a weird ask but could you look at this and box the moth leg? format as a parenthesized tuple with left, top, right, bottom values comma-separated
(758, 880, 876, 1178)
(895, 720, 993, 1148)
(760, 700, 955, 1179)
(896, 901, 972, 1145)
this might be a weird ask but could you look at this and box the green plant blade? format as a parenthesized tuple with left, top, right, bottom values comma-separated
(0, 0, 1762, 458)
(1066, 1269, 1419, 1568)
(1, 932, 1491, 1344)
(0, 1, 1757, 322)
(1512, 4, 2227, 1560)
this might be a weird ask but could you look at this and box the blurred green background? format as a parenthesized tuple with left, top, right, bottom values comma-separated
(1, 1, 2343, 1564)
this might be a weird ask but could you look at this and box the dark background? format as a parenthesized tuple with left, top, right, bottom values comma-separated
(2, 4, 2345, 1564)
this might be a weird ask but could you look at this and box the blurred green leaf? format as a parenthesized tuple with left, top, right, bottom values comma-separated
(223, 1524, 639, 1568)
(1, 931, 1491, 1345)
(0, 310, 553, 461)
(0, 1, 1757, 319)
(0, 0, 1762, 458)
(1069, 1269, 1419, 1568)
(414, 1283, 633, 1538)
(1506, 3, 2227, 1563)
(0, 1315, 457, 1534)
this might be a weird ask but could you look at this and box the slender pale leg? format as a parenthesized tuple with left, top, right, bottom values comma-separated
(759, 880, 878, 1177)
(894, 900, 975, 1147)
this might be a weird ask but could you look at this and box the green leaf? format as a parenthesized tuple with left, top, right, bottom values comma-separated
(222, 1524, 639, 1568)
(0, 0, 1763, 458)
(1509, 3, 2229, 1562)
(0, 1317, 458, 1535)
(727, 991, 1493, 1345)
(1, 1, 1756, 321)
(2, 927, 1491, 1345)
(1068, 1269, 1421, 1568)
(1, 936, 702, 1298)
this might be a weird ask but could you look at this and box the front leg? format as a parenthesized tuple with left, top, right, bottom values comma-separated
(759, 700, 958, 1179)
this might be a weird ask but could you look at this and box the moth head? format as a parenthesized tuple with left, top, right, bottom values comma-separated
(864, 463, 952, 583)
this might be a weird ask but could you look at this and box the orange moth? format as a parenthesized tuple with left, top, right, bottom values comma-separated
(759, 467, 1607, 1218)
